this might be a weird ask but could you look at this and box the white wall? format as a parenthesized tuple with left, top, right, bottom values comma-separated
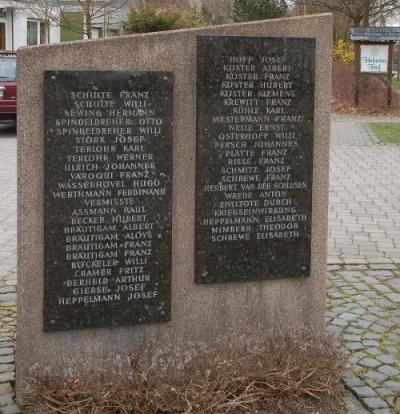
(49, 21, 60, 44)
(3, 8, 12, 49)
(11, 5, 60, 50)
(13, 8, 27, 50)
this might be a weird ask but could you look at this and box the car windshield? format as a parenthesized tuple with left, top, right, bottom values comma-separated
(0, 58, 16, 81)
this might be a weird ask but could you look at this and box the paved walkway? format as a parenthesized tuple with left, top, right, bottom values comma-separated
(0, 118, 399, 413)
(0, 126, 17, 414)
(329, 116, 400, 265)
(0, 129, 17, 277)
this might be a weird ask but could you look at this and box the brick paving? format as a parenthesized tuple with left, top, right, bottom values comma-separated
(0, 129, 16, 278)
(329, 117, 400, 265)
(0, 117, 399, 413)
(331, 116, 379, 146)
(0, 126, 17, 414)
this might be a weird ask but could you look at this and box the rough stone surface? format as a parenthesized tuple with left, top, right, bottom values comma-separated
(16, 14, 332, 399)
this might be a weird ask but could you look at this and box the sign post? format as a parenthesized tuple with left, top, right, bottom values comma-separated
(354, 41, 361, 107)
(387, 43, 393, 106)
(350, 27, 400, 108)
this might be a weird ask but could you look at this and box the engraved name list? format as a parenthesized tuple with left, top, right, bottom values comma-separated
(196, 36, 315, 283)
(43, 71, 173, 331)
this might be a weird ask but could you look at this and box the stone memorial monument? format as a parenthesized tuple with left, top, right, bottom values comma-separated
(17, 13, 332, 395)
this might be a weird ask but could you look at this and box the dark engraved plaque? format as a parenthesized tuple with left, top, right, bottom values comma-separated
(44, 70, 173, 331)
(196, 36, 315, 283)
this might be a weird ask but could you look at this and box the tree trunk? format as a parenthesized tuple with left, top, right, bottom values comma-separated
(85, 0, 92, 39)
(362, 0, 370, 26)
(85, 12, 92, 39)
(379, 12, 386, 27)
(352, 16, 362, 27)
(397, 45, 400, 80)
(46, 21, 50, 43)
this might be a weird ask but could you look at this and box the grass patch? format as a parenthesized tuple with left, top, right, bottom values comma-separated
(393, 78, 400, 89)
(395, 339, 400, 361)
(22, 330, 348, 413)
(369, 123, 400, 144)
(354, 366, 369, 379)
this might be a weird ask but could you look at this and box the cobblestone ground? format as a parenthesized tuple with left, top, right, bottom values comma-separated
(327, 116, 400, 413)
(327, 263, 400, 413)
(0, 127, 18, 414)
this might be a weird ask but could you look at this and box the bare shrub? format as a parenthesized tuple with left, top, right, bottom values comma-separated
(332, 62, 400, 115)
(22, 329, 348, 414)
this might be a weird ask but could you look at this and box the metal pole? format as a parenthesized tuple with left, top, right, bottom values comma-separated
(397, 42, 400, 81)
(387, 43, 393, 107)
(354, 42, 361, 107)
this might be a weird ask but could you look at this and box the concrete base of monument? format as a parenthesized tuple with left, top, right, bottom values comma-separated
(16, 12, 332, 402)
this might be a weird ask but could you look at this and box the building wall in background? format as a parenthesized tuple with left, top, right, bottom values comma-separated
(0, 0, 235, 50)
(0, 3, 60, 50)
(0, 8, 12, 49)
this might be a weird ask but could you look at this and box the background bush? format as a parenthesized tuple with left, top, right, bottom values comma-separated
(124, 4, 205, 34)
(201, 5, 230, 26)
(332, 39, 355, 64)
(233, 0, 288, 22)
